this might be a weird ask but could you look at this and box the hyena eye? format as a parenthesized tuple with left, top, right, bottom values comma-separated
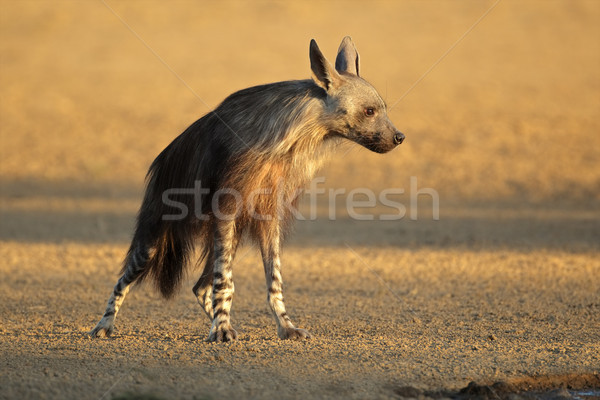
(364, 108, 375, 117)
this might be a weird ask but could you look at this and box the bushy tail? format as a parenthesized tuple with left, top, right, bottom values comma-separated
(121, 218, 198, 299)
(122, 126, 208, 299)
(148, 226, 195, 298)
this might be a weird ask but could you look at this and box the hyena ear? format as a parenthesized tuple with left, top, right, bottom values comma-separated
(309, 39, 341, 91)
(335, 36, 360, 76)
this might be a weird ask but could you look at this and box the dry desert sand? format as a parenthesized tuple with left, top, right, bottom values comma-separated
(1, 1, 599, 399)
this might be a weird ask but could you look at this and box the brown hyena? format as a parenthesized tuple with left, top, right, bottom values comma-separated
(90, 36, 404, 342)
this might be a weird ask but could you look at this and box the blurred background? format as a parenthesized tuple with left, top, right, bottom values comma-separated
(1, 0, 599, 246)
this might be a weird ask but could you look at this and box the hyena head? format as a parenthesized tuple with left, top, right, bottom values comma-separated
(310, 36, 405, 154)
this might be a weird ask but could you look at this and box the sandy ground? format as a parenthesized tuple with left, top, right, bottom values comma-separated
(1, 1, 600, 399)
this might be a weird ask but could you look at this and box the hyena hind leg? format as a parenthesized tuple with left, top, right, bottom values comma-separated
(207, 220, 241, 343)
(192, 252, 214, 321)
(89, 245, 148, 338)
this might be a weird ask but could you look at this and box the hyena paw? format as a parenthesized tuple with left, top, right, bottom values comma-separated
(207, 325, 238, 343)
(278, 326, 312, 340)
(89, 318, 114, 338)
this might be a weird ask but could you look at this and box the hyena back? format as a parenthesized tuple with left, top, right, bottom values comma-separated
(90, 36, 404, 342)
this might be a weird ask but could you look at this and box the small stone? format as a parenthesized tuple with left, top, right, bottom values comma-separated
(394, 386, 422, 398)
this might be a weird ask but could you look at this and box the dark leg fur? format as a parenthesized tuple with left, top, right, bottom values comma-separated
(192, 249, 215, 321)
(207, 220, 241, 342)
(89, 243, 149, 337)
(259, 222, 311, 340)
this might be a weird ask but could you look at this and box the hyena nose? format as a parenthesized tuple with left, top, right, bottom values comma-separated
(393, 132, 405, 145)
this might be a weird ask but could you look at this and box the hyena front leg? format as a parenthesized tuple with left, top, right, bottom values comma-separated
(89, 244, 148, 338)
(260, 227, 311, 340)
(207, 220, 240, 342)
(192, 250, 214, 321)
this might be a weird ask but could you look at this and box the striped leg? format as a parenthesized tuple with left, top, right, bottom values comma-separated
(89, 244, 148, 338)
(260, 225, 311, 340)
(207, 220, 240, 342)
(192, 250, 214, 321)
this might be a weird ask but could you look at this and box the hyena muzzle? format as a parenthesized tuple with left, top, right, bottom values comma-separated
(90, 36, 404, 342)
